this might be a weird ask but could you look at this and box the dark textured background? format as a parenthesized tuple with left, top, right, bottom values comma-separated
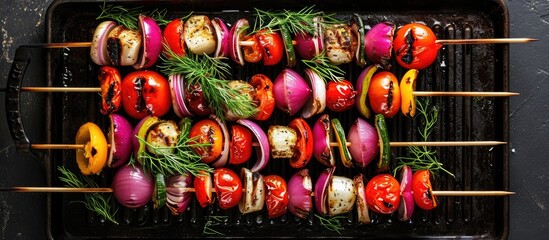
(0, 0, 547, 239)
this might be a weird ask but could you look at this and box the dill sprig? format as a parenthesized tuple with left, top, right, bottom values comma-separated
(302, 52, 345, 82)
(159, 49, 257, 121)
(57, 166, 119, 225)
(253, 6, 341, 34)
(315, 214, 345, 235)
(135, 118, 213, 177)
(203, 215, 228, 235)
(97, 4, 168, 29)
(394, 98, 455, 177)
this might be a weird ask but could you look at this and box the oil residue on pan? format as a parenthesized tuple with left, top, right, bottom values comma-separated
(39, 0, 509, 238)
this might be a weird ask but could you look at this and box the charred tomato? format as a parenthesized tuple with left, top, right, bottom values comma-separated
(326, 79, 357, 112)
(365, 174, 401, 214)
(98, 66, 122, 115)
(368, 71, 401, 118)
(393, 23, 441, 70)
(189, 119, 224, 163)
(213, 168, 242, 209)
(121, 70, 171, 120)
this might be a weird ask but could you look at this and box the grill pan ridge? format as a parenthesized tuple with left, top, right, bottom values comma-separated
(16, 0, 512, 238)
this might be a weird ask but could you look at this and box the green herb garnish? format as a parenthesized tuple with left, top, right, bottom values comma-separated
(135, 118, 213, 177)
(302, 52, 345, 82)
(315, 214, 345, 235)
(97, 4, 168, 29)
(253, 6, 341, 34)
(58, 166, 118, 225)
(159, 49, 257, 122)
(203, 215, 228, 235)
(394, 98, 454, 177)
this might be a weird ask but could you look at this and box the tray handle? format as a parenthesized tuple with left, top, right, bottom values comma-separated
(5, 46, 41, 159)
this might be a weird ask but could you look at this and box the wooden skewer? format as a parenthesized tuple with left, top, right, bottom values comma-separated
(29, 141, 507, 150)
(30, 37, 535, 49)
(10, 86, 519, 97)
(1, 187, 514, 197)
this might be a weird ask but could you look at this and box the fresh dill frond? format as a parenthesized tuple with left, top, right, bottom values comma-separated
(159, 48, 257, 121)
(315, 214, 345, 235)
(394, 98, 455, 177)
(203, 215, 228, 235)
(302, 52, 345, 82)
(57, 166, 119, 225)
(97, 4, 168, 29)
(253, 6, 341, 34)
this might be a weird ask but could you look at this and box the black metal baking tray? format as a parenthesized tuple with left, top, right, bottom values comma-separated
(6, 0, 510, 238)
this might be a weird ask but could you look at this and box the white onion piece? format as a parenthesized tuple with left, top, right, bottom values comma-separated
(134, 15, 163, 70)
(301, 68, 326, 119)
(236, 119, 270, 172)
(313, 114, 335, 167)
(169, 74, 194, 118)
(347, 118, 379, 168)
(273, 68, 312, 116)
(107, 25, 142, 66)
(184, 15, 216, 55)
(238, 168, 265, 214)
(210, 115, 229, 168)
(166, 174, 193, 215)
(327, 175, 356, 216)
(229, 18, 248, 66)
(90, 21, 117, 65)
(112, 164, 153, 209)
(211, 17, 230, 58)
(314, 167, 335, 215)
(107, 114, 133, 168)
(354, 174, 371, 224)
(364, 22, 395, 69)
(288, 169, 313, 219)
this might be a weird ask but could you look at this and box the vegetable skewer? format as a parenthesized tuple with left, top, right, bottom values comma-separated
(1, 186, 515, 197)
(4, 86, 519, 97)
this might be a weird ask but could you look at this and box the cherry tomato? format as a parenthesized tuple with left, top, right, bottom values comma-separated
(121, 70, 172, 120)
(264, 175, 289, 218)
(368, 71, 401, 118)
(185, 83, 211, 116)
(163, 18, 186, 57)
(213, 168, 242, 209)
(243, 34, 263, 63)
(189, 119, 224, 163)
(393, 23, 442, 70)
(326, 79, 357, 112)
(287, 118, 313, 168)
(194, 170, 214, 208)
(365, 174, 401, 214)
(98, 66, 122, 115)
(255, 29, 284, 66)
(412, 170, 437, 210)
(249, 74, 275, 121)
(75, 122, 108, 175)
(229, 124, 253, 165)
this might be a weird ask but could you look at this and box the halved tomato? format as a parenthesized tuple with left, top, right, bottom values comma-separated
(213, 168, 242, 209)
(264, 175, 289, 218)
(249, 74, 275, 121)
(229, 124, 253, 165)
(255, 29, 284, 66)
(243, 34, 263, 63)
(163, 18, 186, 57)
(189, 119, 224, 163)
(287, 118, 314, 168)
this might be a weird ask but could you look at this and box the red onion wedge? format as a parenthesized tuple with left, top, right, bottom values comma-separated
(364, 22, 395, 70)
(313, 114, 335, 167)
(169, 74, 194, 118)
(273, 68, 312, 116)
(107, 114, 133, 168)
(166, 173, 193, 215)
(288, 169, 313, 219)
(301, 68, 326, 119)
(294, 16, 323, 60)
(90, 20, 117, 66)
(238, 168, 265, 214)
(229, 18, 248, 66)
(212, 17, 230, 58)
(133, 15, 162, 70)
(314, 167, 335, 215)
(397, 165, 414, 221)
(112, 163, 153, 209)
(210, 115, 229, 168)
(354, 174, 371, 224)
(236, 119, 270, 172)
(327, 175, 356, 216)
(347, 118, 379, 168)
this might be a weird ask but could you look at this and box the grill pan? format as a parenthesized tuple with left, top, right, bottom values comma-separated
(5, 0, 510, 238)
